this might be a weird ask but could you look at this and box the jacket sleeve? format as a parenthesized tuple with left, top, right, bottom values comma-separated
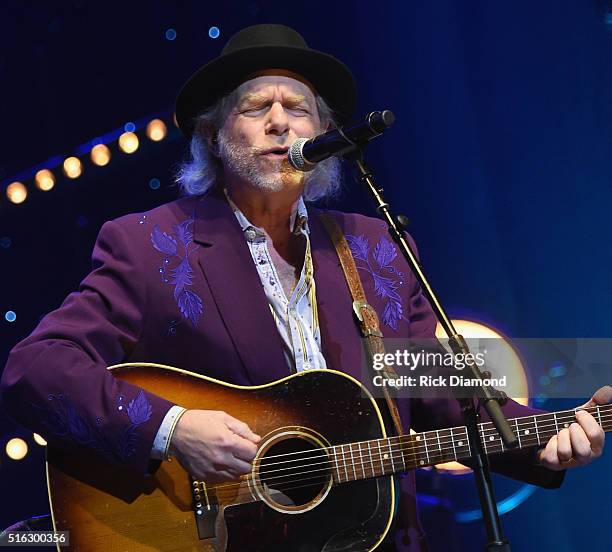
(0, 219, 174, 476)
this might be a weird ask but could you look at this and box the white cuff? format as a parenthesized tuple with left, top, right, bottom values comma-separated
(151, 405, 187, 460)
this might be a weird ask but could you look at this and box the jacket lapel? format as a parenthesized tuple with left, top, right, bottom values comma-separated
(191, 190, 289, 385)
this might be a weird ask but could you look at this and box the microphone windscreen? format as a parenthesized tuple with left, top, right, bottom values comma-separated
(288, 138, 315, 172)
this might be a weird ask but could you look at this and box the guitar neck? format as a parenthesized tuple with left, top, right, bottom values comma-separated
(330, 404, 612, 484)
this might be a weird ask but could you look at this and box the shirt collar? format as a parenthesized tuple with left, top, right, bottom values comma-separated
(224, 188, 310, 241)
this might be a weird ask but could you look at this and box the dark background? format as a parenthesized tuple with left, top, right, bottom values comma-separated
(1, 1, 611, 550)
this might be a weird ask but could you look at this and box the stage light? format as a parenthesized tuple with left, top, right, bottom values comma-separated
(6, 182, 27, 204)
(146, 119, 167, 141)
(124, 122, 135, 132)
(432, 319, 529, 475)
(5, 311, 16, 322)
(35, 169, 55, 191)
(63, 156, 82, 179)
(33, 433, 47, 446)
(209, 26, 220, 39)
(119, 132, 139, 154)
(165, 28, 177, 41)
(5, 438, 28, 460)
(91, 144, 111, 166)
(149, 178, 161, 190)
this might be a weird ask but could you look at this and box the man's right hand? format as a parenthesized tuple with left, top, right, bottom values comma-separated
(168, 410, 261, 483)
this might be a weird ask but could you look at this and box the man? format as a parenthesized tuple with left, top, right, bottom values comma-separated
(1, 24, 608, 551)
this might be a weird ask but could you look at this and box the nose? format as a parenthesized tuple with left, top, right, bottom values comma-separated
(265, 102, 290, 137)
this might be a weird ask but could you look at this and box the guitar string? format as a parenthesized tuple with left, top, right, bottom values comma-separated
(248, 411, 612, 488)
(230, 408, 611, 475)
(247, 405, 610, 464)
(208, 416, 612, 503)
(208, 410, 612, 489)
(202, 411, 611, 496)
(210, 412, 612, 502)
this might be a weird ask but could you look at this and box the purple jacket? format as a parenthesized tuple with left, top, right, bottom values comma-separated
(0, 188, 562, 551)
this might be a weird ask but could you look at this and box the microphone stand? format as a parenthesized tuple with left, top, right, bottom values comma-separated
(344, 143, 517, 552)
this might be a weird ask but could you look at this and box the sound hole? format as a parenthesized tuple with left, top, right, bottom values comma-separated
(258, 436, 330, 508)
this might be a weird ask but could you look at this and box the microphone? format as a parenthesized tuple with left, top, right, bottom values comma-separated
(288, 110, 395, 171)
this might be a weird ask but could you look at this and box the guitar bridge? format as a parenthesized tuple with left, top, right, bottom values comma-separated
(192, 478, 219, 539)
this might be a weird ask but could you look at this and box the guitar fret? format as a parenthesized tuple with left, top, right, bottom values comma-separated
(341, 445, 349, 482)
(398, 437, 406, 469)
(387, 439, 395, 472)
(357, 442, 365, 479)
(514, 418, 522, 448)
(553, 412, 559, 434)
(349, 444, 357, 481)
(534, 415, 541, 446)
(333, 446, 341, 483)
(378, 440, 385, 475)
(596, 405, 602, 427)
(450, 427, 457, 460)
(422, 433, 430, 465)
(367, 441, 375, 477)
(435, 430, 442, 463)
(464, 428, 471, 457)
(480, 425, 488, 454)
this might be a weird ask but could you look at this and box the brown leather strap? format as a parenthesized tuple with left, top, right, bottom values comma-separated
(319, 213, 405, 436)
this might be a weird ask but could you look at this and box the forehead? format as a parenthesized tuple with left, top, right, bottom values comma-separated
(234, 75, 317, 104)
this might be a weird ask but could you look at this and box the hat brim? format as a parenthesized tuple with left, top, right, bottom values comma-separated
(175, 45, 356, 138)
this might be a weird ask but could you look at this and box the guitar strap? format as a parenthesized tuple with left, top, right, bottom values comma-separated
(319, 213, 405, 437)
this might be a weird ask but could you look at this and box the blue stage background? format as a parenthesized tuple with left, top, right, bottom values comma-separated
(1, 1, 610, 550)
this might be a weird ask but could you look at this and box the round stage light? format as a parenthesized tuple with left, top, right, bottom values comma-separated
(91, 144, 111, 166)
(63, 156, 82, 179)
(146, 119, 167, 141)
(5, 311, 16, 322)
(119, 132, 139, 154)
(35, 169, 55, 191)
(33, 433, 47, 446)
(6, 182, 27, 204)
(432, 319, 529, 475)
(6, 438, 28, 460)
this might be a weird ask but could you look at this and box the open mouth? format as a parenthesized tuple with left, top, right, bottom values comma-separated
(261, 147, 289, 157)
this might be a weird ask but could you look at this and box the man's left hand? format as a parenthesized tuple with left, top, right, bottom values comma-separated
(537, 385, 611, 471)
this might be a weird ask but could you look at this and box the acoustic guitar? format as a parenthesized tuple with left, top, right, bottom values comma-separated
(46, 363, 611, 551)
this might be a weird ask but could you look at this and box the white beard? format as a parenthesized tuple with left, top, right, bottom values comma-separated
(217, 131, 341, 200)
(217, 132, 291, 192)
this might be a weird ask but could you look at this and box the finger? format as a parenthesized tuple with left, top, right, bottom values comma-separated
(230, 437, 259, 462)
(539, 435, 559, 466)
(556, 428, 573, 463)
(580, 385, 612, 408)
(569, 423, 593, 464)
(224, 414, 261, 443)
(575, 410, 605, 455)
(228, 456, 254, 476)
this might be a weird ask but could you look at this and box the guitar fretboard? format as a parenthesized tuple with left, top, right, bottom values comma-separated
(330, 404, 611, 484)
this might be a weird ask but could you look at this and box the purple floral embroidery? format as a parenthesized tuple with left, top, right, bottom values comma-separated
(346, 234, 406, 330)
(39, 390, 153, 462)
(151, 218, 203, 326)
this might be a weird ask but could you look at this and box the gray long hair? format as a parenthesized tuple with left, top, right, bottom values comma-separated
(175, 92, 342, 202)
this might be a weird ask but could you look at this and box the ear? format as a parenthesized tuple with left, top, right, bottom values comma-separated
(196, 119, 221, 158)
(208, 134, 220, 158)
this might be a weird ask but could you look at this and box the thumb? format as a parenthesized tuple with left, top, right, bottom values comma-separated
(580, 385, 612, 408)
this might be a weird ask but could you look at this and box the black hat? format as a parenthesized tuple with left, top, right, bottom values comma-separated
(175, 24, 356, 138)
